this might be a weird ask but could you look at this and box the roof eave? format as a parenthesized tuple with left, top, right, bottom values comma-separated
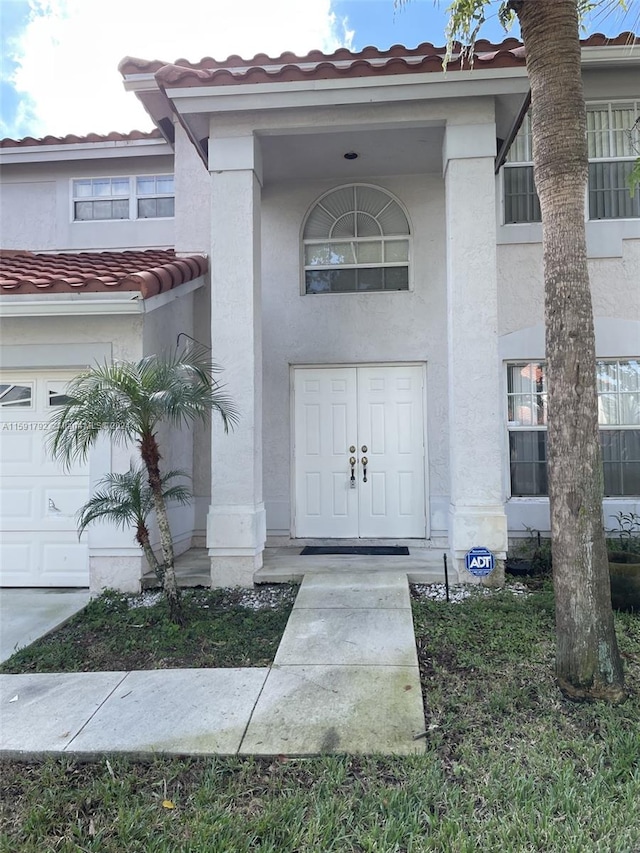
(0, 137, 171, 165)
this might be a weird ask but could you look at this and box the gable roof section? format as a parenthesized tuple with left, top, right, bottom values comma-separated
(0, 249, 207, 299)
(119, 32, 637, 89)
(120, 38, 526, 88)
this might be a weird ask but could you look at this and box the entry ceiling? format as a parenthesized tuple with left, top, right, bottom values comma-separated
(259, 126, 446, 183)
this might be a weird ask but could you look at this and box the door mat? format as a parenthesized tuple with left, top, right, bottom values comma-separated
(300, 546, 410, 556)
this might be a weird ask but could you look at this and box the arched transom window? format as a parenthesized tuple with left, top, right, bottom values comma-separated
(303, 184, 410, 294)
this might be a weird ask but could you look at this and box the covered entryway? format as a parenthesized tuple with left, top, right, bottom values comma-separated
(293, 365, 427, 538)
(0, 372, 89, 587)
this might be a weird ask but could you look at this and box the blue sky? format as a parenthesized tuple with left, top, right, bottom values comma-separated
(0, 0, 634, 140)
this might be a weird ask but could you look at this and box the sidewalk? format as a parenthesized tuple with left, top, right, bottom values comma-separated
(0, 571, 425, 757)
(0, 589, 91, 664)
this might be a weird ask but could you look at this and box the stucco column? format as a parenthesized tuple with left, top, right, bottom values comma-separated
(443, 121, 508, 582)
(207, 135, 265, 587)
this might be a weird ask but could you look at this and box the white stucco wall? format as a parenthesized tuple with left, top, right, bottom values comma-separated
(142, 292, 196, 554)
(498, 238, 640, 337)
(260, 173, 450, 538)
(0, 154, 175, 251)
(173, 124, 211, 255)
(497, 236, 640, 536)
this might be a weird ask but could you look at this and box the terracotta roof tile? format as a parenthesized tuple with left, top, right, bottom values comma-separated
(0, 249, 207, 299)
(0, 129, 162, 149)
(119, 32, 638, 89)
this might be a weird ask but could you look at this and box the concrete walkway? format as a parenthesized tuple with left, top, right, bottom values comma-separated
(0, 589, 91, 664)
(0, 571, 425, 757)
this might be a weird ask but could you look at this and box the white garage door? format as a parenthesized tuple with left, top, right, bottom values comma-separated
(0, 372, 90, 587)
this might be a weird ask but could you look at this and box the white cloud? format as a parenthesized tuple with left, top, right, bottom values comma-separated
(8, 0, 353, 137)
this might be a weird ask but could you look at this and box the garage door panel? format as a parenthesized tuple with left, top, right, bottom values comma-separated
(1, 432, 87, 475)
(0, 431, 39, 467)
(0, 477, 87, 530)
(0, 542, 34, 585)
(0, 372, 90, 587)
(45, 485, 89, 521)
(0, 487, 33, 519)
(41, 542, 90, 585)
(0, 538, 89, 587)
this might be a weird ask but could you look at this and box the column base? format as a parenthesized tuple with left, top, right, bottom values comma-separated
(206, 503, 266, 588)
(209, 553, 262, 588)
(449, 504, 508, 586)
(90, 555, 143, 594)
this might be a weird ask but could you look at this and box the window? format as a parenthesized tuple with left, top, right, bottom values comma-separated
(136, 175, 175, 219)
(47, 383, 73, 408)
(507, 360, 640, 497)
(503, 101, 640, 223)
(587, 102, 640, 219)
(503, 113, 542, 224)
(303, 184, 410, 294)
(72, 175, 175, 221)
(0, 383, 33, 408)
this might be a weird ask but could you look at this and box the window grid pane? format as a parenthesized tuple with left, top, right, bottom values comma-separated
(0, 383, 33, 407)
(507, 363, 547, 426)
(505, 102, 640, 223)
(589, 161, 640, 219)
(597, 360, 640, 425)
(304, 185, 410, 294)
(504, 166, 541, 223)
(507, 360, 640, 497)
(73, 175, 174, 221)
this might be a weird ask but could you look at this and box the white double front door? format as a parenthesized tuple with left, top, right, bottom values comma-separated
(294, 365, 427, 538)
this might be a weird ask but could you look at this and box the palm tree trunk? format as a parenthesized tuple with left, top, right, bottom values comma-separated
(515, 0, 624, 701)
(140, 431, 182, 623)
(136, 521, 164, 584)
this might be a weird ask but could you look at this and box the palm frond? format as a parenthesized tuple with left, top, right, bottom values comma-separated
(76, 464, 193, 537)
(48, 349, 238, 470)
(138, 347, 240, 432)
(47, 363, 141, 467)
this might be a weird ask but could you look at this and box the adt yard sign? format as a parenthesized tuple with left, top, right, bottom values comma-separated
(465, 547, 495, 577)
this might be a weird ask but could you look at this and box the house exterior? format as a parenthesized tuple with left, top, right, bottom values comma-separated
(0, 34, 638, 592)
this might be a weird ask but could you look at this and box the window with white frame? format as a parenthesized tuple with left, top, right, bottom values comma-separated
(503, 101, 640, 223)
(302, 184, 410, 294)
(587, 102, 640, 219)
(507, 360, 640, 497)
(0, 382, 33, 408)
(72, 175, 175, 221)
(503, 113, 542, 224)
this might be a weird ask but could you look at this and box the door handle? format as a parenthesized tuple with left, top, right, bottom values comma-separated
(361, 456, 368, 483)
(349, 456, 357, 488)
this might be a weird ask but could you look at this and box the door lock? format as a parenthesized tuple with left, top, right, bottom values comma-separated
(361, 445, 368, 453)
(349, 445, 356, 453)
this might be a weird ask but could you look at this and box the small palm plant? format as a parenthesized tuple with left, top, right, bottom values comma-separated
(48, 346, 237, 623)
(77, 465, 192, 586)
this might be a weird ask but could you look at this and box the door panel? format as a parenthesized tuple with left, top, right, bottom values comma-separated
(294, 365, 427, 539)
(294, 368, 358, 537)
(357, 366, 426, 538)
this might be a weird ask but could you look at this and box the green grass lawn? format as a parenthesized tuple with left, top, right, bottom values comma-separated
(0, 585, 298, 673)
(1, 583, 639, 852)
